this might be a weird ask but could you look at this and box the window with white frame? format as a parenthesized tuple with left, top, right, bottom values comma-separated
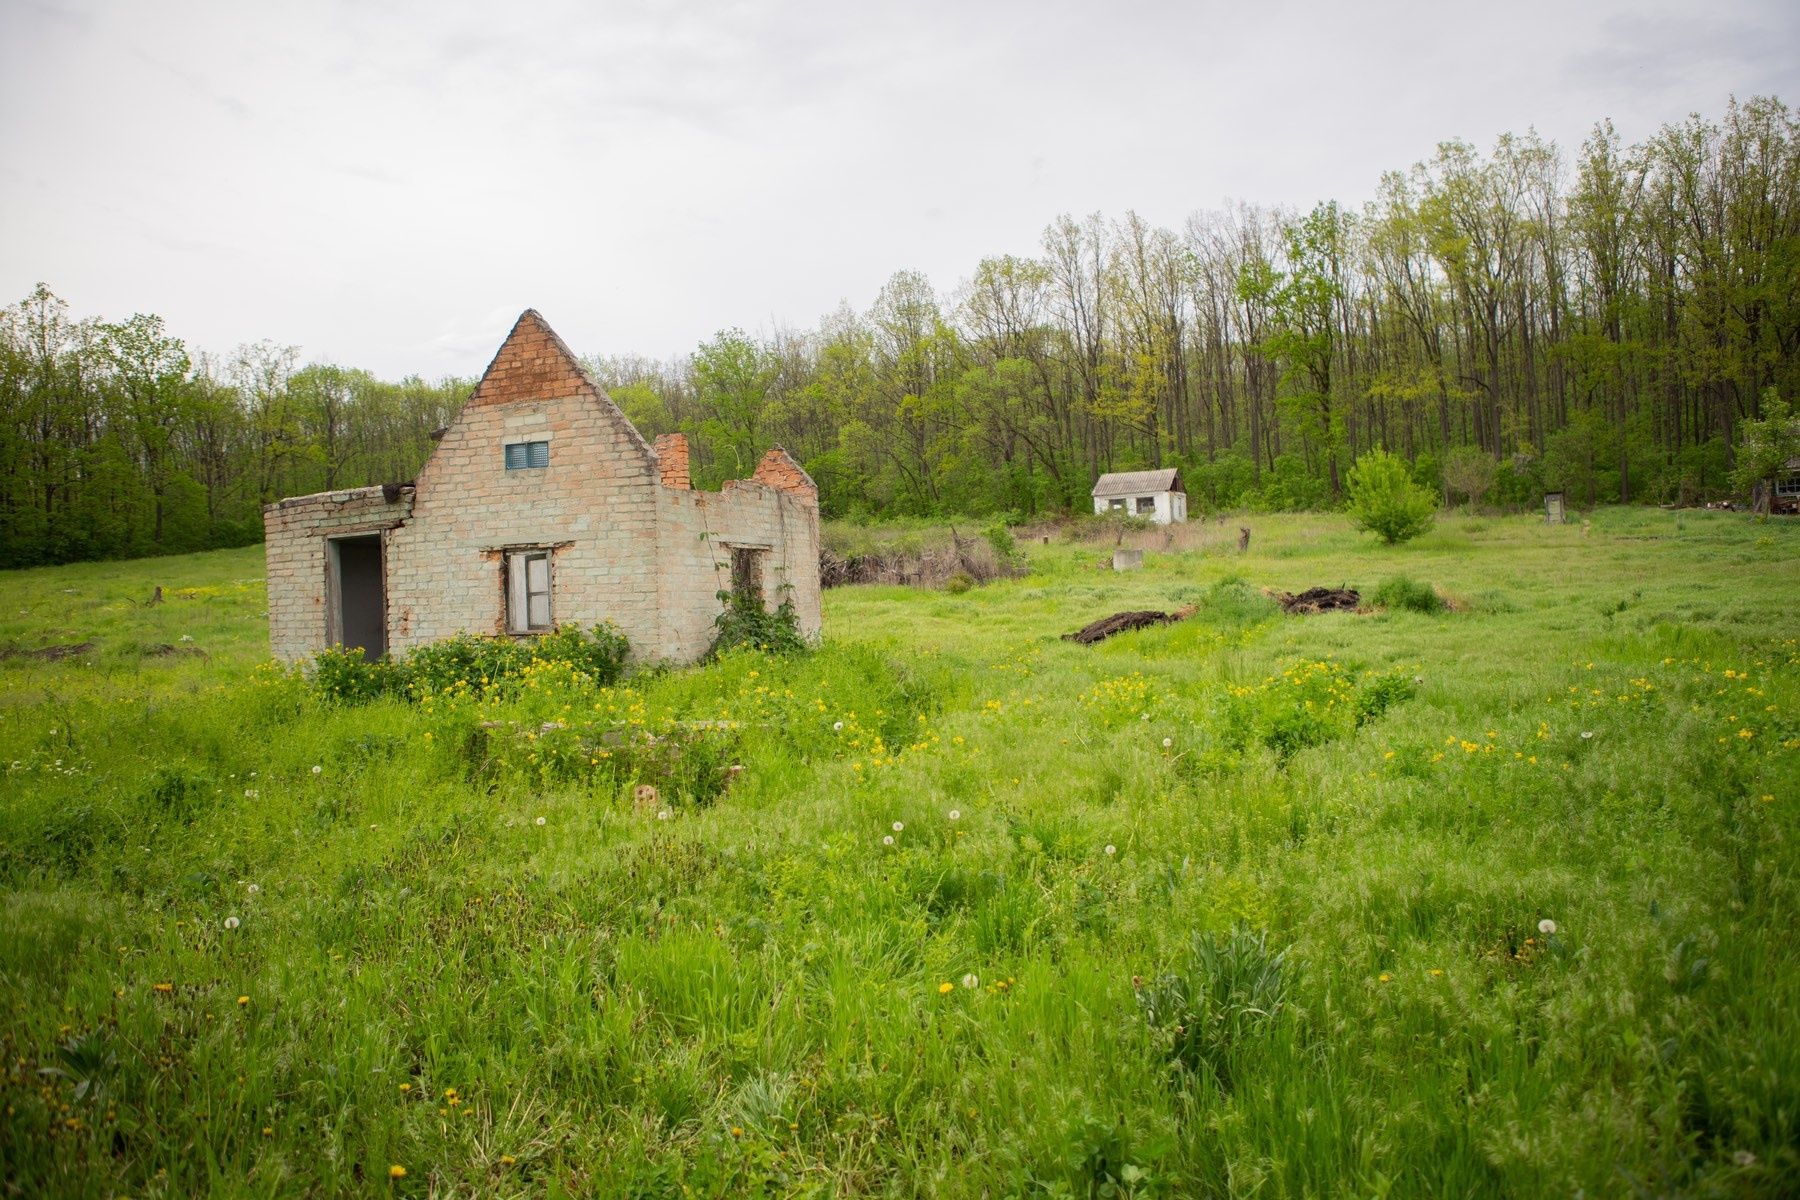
(505, 550, 553, 632)
(504, 440, 549, 471)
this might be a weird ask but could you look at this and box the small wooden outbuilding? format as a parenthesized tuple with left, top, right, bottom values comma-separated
(1091, 468, 1187, 524)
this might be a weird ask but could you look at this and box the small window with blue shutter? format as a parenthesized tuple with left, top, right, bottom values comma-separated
(505, 440, 549, 471)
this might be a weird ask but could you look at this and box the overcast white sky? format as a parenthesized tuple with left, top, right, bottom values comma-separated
(2, 0, 1794, 377)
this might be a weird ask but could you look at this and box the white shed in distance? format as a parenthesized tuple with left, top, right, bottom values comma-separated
(1092, 468, 1187, 524)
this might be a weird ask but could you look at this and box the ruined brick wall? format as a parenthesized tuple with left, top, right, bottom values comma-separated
(653, 469, 822, 661)
(263, 487, 412, 661)
(264, 310, 822, 666)
(383, 311, 666, 655)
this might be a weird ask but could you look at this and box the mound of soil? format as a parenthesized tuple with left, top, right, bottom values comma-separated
(143, 643, 206, 658)
(0, 640, 96, 661)
(1277, 587, 1360, 614)
(1063, 610, 1177, 644)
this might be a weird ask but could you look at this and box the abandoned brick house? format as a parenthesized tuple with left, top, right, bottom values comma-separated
(263, 310, 821, 665)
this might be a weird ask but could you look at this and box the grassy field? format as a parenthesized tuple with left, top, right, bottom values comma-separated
(1, 509, 1797, 1197)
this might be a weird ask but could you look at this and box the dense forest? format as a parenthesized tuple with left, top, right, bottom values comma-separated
(3, 96, 1795, 567)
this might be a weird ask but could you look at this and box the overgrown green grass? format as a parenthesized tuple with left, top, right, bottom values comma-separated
(2, 509, 1797, 1196)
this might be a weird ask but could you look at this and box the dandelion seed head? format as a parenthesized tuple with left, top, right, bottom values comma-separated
(535, 816, 546, 826)
(1104, 844, 1116, 856)
(1580, 731, 1594, 739)
(223, 916, 240, 930)
(961, 973, 979, 989)
(657, 809, 671, 820)
(882, 835, 894, 846)
(892, 821, 904, 832)
(948, 809, 960, 820)
(1538, 918, 1557, 935)
(246, 884, 260, 896)
(311, 764, 322, 775)
(832, 721, 844, 731)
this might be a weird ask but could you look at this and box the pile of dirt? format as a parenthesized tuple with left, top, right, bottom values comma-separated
(0, 640, 96, 661)
(143, 643, 206, 658)
(1276, 587, 1360, 614)
(1063, 610, 1179, 645)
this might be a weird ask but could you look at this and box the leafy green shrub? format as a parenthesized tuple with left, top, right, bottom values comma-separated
(401, 633, 530, 697)
(1197, 576, 1279, 629)
(709, 591, 806, 658)
(1346, 449, 1438, 545)
(1213, 659, 1416, 762)
(533, 623, 630, 683)
(1354, 673, 1416, 725)
(310, 646, 407, 704)
(311, 623, 629, 704)
(1371, 574, 1445, 614)
(983, 521, 1023, 569)
(944, 572, 974, 595)
(1137, 925, 1294, 1090)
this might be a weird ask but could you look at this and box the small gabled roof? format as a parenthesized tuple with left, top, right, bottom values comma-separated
(1092, 468, 1183, 497)
(448, 309, 657, 471)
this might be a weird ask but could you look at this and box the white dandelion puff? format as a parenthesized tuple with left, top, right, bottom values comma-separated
(832, 721, 844, 731)
(311, 764, 322, 775)
(1104, 844, 1117, 856)
(1162, 738, 1173, 749)
(657, 810, 671, 821)
(246, 884, 260, 896)
(1139, 713, 1150, 722)
(244, 789, 258, 799)
(535, 816, 546, 827)
(892, 821, 904, 832)
(223, 916, 240, 930)
(1580, 731, 1594, 739)
(961, 973, 979, 989)
(1538, 918, 1557, 935)
(948, 809, 961, 820)
(882, 835, 894, 846)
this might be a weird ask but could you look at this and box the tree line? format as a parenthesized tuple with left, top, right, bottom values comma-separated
(0, 294, 468, 567)
(3, 96, 1794, 566)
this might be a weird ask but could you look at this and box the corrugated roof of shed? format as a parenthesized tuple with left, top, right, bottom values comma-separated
(1091, 468, 1183, 497)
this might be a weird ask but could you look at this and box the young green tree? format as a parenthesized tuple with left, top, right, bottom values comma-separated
(1731, 388, 1800, 512)
(1441, 445, 1498, 510)
(1346, 448, 1438, 544)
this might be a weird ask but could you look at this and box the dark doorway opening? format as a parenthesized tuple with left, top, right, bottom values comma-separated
(329, 535, 387, 661)
(731, 546, 767, 606)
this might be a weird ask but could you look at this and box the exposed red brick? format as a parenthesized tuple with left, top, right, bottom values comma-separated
(751, 446, 816, 497)
(467, 311, 591, 407)
(654, 433, 691, 489)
